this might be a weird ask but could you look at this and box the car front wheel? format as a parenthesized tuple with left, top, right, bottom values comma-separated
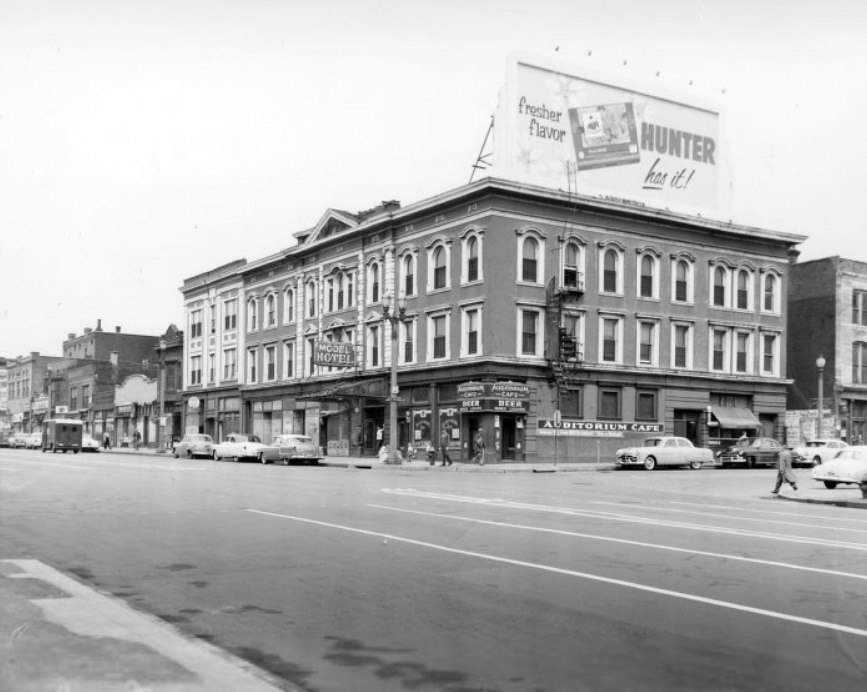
(689, 460, 702, 470)
(823, 481, 838, 489)
(643, 456, 657, 471)
(812, 456, 822, 467)
(259, 453, 268, 464)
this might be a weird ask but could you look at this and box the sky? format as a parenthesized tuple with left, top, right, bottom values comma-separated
(2, 0, 865, 358)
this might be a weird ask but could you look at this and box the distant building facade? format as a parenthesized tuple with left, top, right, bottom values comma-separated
(181, 178, 804, 463)
(787, 257, 867, 443)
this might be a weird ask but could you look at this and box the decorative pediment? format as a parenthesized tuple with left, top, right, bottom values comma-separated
(296, 209, 361, 246)
(303, 323, 319, 335)
(365, 310, 383, 323)
(325, 318, 349, 330)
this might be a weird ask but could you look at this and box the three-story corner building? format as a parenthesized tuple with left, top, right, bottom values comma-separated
(181, 178, 804, 464)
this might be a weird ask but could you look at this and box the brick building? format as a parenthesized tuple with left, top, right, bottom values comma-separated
(787, 257, 867, 443)
(181, 178, 804, 463)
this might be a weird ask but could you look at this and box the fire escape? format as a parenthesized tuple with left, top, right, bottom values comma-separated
(546, 271, 585, 405)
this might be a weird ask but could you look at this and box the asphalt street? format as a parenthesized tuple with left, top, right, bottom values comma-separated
(1, 447, 866, 691)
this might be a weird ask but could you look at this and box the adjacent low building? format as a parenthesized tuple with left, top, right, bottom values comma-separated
(181, 177, 804, 463)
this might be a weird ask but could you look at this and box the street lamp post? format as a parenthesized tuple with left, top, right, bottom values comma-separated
(382, 292, 408, 465)
(158, 338, 167, 453)
(816, 354, 826, 439)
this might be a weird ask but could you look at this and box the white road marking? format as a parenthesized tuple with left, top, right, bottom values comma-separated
(380, 489, 867, 551)
(591, 500, 867, 534)
(370, 504, 867, 582)
(669, 500, 867, 527)
(245, 509, 867, 640)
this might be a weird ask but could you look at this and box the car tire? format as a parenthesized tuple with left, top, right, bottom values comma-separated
(823, 481, 838, 489)
(747, 456, 755, 469)
(689, 460, 702, 470)
(173, 451, 180, 458)
(259, 453, 267, 464)
(232, 456, 239, 463)
(644, 456, 657, 471)
(812, 456, 822, 467)
(187, 450, 193, 459)
(212, 451, 219, 461)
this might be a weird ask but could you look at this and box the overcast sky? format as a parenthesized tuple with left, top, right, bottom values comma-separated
(2, 0, 865, 358)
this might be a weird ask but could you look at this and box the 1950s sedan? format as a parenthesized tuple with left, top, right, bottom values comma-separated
(257, 434, 324, 465)
(212, 433, 266, 462)
(615, 436, 715, 470)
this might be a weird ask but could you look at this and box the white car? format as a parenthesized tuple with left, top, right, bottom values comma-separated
(811, 446, 867, 492)
(791, 439, 849, 467)
(212, 433, 266, 462)
(615, 436, 715, 470)
(81, 434, 101, 452)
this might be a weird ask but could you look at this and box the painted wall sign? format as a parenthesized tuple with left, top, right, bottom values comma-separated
(538, 418, 664, 438)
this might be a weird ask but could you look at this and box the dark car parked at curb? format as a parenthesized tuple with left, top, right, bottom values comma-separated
(718, 436, 784, 468)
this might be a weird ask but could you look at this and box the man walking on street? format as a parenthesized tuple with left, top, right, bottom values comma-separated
(440, 430, 452, 466)
(772, 447, 798, 495)
(473, 429, 486, 466)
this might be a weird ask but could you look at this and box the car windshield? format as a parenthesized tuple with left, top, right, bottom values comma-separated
(644, 439, 662, 447)
(805, 441, 823, 448)
(246, 435, 262, 443)
(193, 435, 212, 442)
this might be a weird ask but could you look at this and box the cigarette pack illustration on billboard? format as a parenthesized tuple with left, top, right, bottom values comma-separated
(568, 102, 640, 171)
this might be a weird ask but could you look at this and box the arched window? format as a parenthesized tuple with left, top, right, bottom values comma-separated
(266, 294, 276, 326)
(433, 247, 447, 289)
(403, 255, 415, 296)
(369, 263, 380, 303)
(763, 274, 778, 312)
(564, 243, 582, 289)
(284, 289, 294, 323)
(674, 260, 690, 302)
(603, 249, 619, 293)
(639, 255, 655, 298)
(736, 270, 750, 309)
(522, 237, 538, 283)
(466, 236, 479, 282)
(247, 298, 258, 331)
(713, 266, 727, 306)
(307, 280, 317, 317)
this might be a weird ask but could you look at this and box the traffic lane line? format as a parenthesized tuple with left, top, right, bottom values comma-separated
(668, 500, 867, 528)
(590, 500, 867, 535)
(369, 504, 867, 582)
(0, 457, 207, 472)
(245, 509, 867, 641)
(379, 489, 867, 551)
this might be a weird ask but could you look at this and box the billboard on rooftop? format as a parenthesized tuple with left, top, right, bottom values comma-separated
(492, 53, 730, 219)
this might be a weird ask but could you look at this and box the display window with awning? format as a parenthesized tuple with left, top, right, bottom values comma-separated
(710, 406, 760, 430)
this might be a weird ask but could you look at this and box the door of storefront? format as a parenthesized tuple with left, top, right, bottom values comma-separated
(501, 416, 517, 460)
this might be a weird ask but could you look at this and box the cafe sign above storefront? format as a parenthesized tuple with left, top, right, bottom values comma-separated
(457, 381, 531, 414)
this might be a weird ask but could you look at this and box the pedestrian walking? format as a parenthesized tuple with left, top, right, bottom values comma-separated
(133, 430, 141, 451)
(473, 430, 486, 466)
(103, 433, 111, 450)
(772, 447, 798, 495)
(440, 430, 452, 466)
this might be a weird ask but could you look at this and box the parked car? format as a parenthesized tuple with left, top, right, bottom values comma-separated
(811, 446, 867, 494)
(173, 433, 215, 459)
(0, 430, 11, 447)
(24, 432, 43, 449)
(791, 439, 849, 467)
(81, 434, 101, 452)
(9, 433, 28, 449)
(718, 437, 783, 468)
(257, 434, 325, 465)
(615, 436, 715, 470)
(212, 433, 266, 462)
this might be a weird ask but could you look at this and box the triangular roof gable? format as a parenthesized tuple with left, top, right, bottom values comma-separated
(294, 209, 360, 246)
